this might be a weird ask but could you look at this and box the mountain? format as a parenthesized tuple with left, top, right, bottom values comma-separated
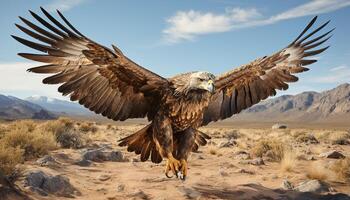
(0, 95, 56, 120)
(232, 83, 350, 123)
(26, 96, 92, 116)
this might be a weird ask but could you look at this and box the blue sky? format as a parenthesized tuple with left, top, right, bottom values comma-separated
(0, 0, 349, 100)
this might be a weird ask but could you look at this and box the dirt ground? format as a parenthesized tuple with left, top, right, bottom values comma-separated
(5, 122, 350, 199)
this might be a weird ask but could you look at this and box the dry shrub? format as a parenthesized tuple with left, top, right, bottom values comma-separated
(306, 161, 330, 181)
(1, 126, 57, 159)
(280, 150, 297, 172)
(0, 144, 23, 175)
(329, 132, 350, 145)
(79, 122, 98, 133)
(42, 118, 88, 149)
(107, 124, 113, 130)
(331, 158, 350, 182)
(293, 132, 318, 144)
(209, 147, 218, 155)
(250, 139, 285, 161)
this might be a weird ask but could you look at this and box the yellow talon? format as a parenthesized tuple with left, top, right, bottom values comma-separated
(165, 155, 181, 178)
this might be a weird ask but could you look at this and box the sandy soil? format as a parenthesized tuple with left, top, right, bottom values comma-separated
(11, 123, 350, 199)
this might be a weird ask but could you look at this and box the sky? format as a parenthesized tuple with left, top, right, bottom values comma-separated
(0, 0, 349, 100)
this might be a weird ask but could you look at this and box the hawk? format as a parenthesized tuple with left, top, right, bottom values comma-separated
(13, 7, 333, 180)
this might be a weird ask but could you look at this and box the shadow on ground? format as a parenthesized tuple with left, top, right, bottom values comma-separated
(193, 183, 350, 200)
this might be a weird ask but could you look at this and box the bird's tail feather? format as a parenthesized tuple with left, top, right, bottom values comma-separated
(118, 124, 162, 163)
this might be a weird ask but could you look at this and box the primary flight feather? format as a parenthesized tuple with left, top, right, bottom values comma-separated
(13, 7, 333, 180)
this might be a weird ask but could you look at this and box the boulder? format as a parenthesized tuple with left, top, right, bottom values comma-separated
(239, 158, 265, 166)
(24, 170, 76, 197)
(294, 180, 330, 193)
(82, 148, 124, 162)
(218, 138, 237, 148)
(233, 151, 251, 160)
(319, 150, 345, 159)
(272, 124, 287, 129)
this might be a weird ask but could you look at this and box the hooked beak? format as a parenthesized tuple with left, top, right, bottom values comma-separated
(206, 80, 215, 94)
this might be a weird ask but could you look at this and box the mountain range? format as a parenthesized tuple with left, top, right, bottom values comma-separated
(0, 83, 349, 122)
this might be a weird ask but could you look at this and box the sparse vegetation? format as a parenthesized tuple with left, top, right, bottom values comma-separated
(293, 132, 318, 144)
(280, 150, 297, 172)
(79, 122, 98, 133)
(331, 158, 350, 182)
(306, 161, 330, 181)
(250, 138, 286, 161)
(0, 144, 23, 175)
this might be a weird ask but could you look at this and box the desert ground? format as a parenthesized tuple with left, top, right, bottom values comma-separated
(0, 118, 350, 200)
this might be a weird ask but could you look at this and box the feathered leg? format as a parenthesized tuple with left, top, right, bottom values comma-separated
(152, 114, 180, 178)
(174, 128, 196, 180)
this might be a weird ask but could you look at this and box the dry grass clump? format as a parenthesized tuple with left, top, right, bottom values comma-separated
(280, 150, 297, 172)
(293, 132, 318, 144)
(330, 158, 350, 182)
(329, 132, 350, 145)
(250, 138, 285, 161)
(0, 144, 23, 175)
(79, 122, 98, 133)
(306, 161, 331, 181)
(1, 123, 57, 159)
(41, 118, 88, 149)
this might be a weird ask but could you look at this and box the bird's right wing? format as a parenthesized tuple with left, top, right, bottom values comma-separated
(13, 7, 169, 121)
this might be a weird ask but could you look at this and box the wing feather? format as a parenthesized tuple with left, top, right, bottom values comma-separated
(203, 16, 332, 125)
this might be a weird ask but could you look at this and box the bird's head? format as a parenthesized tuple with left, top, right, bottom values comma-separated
(187, 71, 216, 94)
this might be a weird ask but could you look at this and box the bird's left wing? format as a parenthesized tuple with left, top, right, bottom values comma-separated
(13, 8, 168, 121)
(202, 16, 333, 126)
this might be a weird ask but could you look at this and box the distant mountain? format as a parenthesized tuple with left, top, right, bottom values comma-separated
(0, 95, 56, 120)
(26, 96, 92, 116)
(232, 83, 350, 123)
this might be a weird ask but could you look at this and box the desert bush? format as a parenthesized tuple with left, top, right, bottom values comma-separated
(306, 161, 330, 181)
(330, 132, 350, 145)
(41, 118, 88, 149)
(293, 132, 318, 144)
(79, 122, 98, 133)
(280, 150, 297, 172)
(0, 144, 23, 176)
(1, 127, 57, 159)
(250, 139, 285, 161)
(107, 124, 113, 130)
(331, 158, 350, 182)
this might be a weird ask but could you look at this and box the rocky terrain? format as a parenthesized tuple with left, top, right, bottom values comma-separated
(0, 120, 349, 200)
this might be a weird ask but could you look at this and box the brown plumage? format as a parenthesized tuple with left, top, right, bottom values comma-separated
(13, 8, 333, 180)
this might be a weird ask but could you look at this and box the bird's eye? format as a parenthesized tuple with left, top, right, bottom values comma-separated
(198, 78, 205, 81)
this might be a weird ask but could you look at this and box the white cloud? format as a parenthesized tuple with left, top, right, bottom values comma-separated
(0, 62, 68, 100)
(163, 0, 350, 43)
(312, 65, 350, 83)
(45, 0, 86, 12)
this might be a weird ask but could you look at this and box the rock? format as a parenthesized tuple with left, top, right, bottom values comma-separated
(281, 179, 294, 190)
(306, 155, 317, 161)
(319, 150, 345, 159)
(272, 124, 287, 129)
(74, 159, 92, 167)
(36, 155, 59, 167)
(24, 170, 76, 197)
(235, 169, 254, 175)
(239, 158, 265, 166)
(98, 174, 111, 181)
(117, 184, 125, 192)
(218, 138, 237, 148)
(233, 151, 251, 160)
(82, 148, 124, 162)
(295, 134, 319, 144)
(249, 158, 265, 165)
(294, 180, 330, 193)
(127, 190, 148, 199)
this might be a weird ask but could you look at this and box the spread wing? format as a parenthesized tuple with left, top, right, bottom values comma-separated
(13, 7, 168, 121)
(202, 16, 333, 125)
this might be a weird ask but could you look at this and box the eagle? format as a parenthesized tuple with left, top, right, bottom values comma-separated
(13, 7, 332, 180)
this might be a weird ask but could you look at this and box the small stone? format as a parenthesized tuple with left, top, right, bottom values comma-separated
(98, 174, 111, 181)
(82, 149, 124, 162)
(233, 151, 250, 160)
(219, 168, 229, 176)
(117, 184, 125, 192)
(281, 179, 294, 190)
(235, 169, 254, 174)
(218, 138, 237, 148)
(178, 187, 201, 199)
(319, 150, 345, 159)
(239, 158, 265, 166)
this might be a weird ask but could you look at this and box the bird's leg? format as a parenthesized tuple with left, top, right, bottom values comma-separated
(153, 115, 180, 178)
(174, 128, 196, 180)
